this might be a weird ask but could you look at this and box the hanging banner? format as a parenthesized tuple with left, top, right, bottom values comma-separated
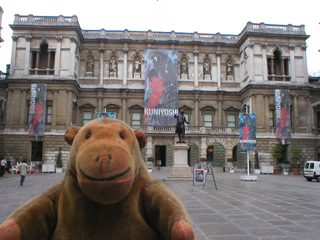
(97, 112, 115, 118)
(144, 50, 179, 126)
(239, 113, 256, 150)
(275, 89, 291, 139)
(29, 84, 47, 136)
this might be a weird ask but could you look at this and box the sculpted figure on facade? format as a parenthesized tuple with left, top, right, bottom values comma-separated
(204, 59, 210, 75)
(203, 59, 211, 80)
(109, 57, 117, 77)
(227, 60, 234, 80)
(180, 58, 188, 76)
(133, 58, 141, 77)
(86, 56, 94, 73)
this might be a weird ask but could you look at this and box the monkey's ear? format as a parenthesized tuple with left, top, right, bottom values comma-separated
(64, 126, 81, 145)
(134, 130, 146, 149)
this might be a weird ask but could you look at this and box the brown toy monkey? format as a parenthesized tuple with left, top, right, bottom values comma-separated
(0, 118, 195, 240)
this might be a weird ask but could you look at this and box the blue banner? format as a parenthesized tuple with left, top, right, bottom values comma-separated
(97, 112, 115, 119)
(29, 84, 47, 136)
(275, 89, 291, 139)
(239, 113, 256, 150)
(144, 50, 179, 126)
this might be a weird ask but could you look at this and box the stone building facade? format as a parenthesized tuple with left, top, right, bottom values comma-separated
(1, 14, 320, 172)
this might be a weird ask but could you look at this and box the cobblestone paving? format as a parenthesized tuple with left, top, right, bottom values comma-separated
(1, 171, 320, 240)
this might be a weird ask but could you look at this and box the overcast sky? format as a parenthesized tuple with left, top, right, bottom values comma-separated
(0, 0, 319, 74)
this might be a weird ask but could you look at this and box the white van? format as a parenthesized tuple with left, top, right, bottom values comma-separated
(303, 161, 320, 182)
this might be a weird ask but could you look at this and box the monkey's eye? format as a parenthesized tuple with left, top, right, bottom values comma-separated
(153, 57, 157, 62)
(119, 132, 125, 140)
(86, 132, 91, 139)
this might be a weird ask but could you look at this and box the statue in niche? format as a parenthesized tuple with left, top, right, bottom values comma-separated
(180, 58, 188, 76)
(203, 59, 210, 75)
(109, 57, 117, 77)
(133, 58, 141, 75)
(87, 57, 94, 73)
(227, 61, 234, 80)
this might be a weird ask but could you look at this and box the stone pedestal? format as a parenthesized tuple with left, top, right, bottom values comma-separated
(180, 74, 188, 79)
(165, 143, 193, 181)
(240, 175, 257, 181)
(134, 72, 141, 78)
(204, 74, 211, 80)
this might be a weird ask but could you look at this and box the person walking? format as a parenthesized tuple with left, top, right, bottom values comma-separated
(157, 159, 162, 171)
(19, 160, 28, 186)
(0, 158, 7, 177)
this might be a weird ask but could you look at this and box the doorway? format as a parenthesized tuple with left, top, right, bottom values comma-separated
(155, 145, 166, 166)
(31, 141, 43, 162)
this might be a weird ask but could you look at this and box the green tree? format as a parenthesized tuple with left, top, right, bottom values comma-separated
(56, 147, 63, 168)
(290, 148, 302, 169)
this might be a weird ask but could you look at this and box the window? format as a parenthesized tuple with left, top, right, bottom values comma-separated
(317, 112, 320, 129)
(132, 112, 141, 126)
(46, 106, 52, 124)
(83, 111, 93, 125)
(267, 49, 290, 81)
(227, 114, 236, 127)
(270, 109, 275, 127)
(204, 114, 212, 127)
(31, 42, 55, 75)
(310, 162, 314, 169)
(184, 113, 189, 126)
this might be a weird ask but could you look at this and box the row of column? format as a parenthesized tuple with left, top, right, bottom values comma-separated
(251, 93, 312, 133)
(5, 89, 73, 131)
(10, 36, 74, 77)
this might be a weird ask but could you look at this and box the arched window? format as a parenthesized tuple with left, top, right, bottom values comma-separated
(31, 42, 55, 75)
(267, 49, 290, 81)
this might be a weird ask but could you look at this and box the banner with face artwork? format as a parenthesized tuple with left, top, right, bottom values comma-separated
(239, 113, 256, 150)
(29, 84, 47, 136)
(275, 89, 291, 139)
(144, 50, 179, 126)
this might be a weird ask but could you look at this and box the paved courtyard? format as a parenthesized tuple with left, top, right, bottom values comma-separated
(1, 170, 319, 240)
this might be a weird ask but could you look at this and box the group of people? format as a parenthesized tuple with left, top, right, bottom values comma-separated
(0, 158, 28, 186)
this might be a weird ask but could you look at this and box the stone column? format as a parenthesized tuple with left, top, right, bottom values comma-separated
(261, 43, 268, 81)
(69, 37, 77, 77)
(293, 95, 299, 133)
(97, 96, 102, 113)
(305, 95, 312, 133)
(194, 98, 199, 126)
(270, 57, 275, 75)
(248, 44, 254, 80)
(47, 50, 52, 69)
(66, 90, 72, 128)
(218, 99, 222, 126)
(146, 136, 153, 159)
(54, 37, 62, 76)
(19, 89, 27, 130)
(122, 92, 127, 123)
(264, 94, 270, 132)
(280, 57, 285, 75)
(99, 48, 105, 85)
(122, 48, 128, 86)
(200, 137, 207, 158)
(193, 51, 199, 88)
(10, 36, 18, 75)
(301, 46, 308, 81)
(250, 93, 256, 114)
(5, 89, 13, 130)
(24, 36, 32, 76)
(289, 45, 295, 82)
(216, 52, 222, 89)
(51, 90, 58, 131)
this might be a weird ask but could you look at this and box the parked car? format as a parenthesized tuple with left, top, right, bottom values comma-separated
(303, 161, 320, 182)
